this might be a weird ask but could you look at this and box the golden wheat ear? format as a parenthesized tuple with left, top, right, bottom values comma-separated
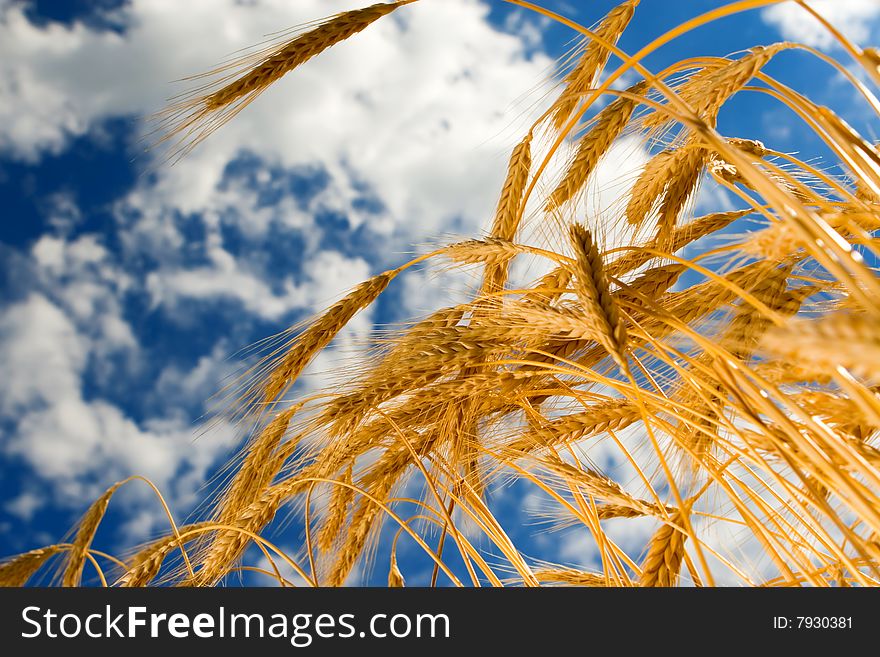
(549, 0, 639, 132)
(547, 81, 647, 211)
(0, 546, 65, 587)
(150, 1, 417, 163)
(62, 482, 123, 587)
(568, 223, 629, 371)
(639, 511, 687, 587)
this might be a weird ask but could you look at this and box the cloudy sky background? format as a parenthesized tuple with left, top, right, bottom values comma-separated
(1, 0, 878, 585)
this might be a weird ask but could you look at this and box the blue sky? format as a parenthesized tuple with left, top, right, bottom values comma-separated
(1, 0, 878, 586)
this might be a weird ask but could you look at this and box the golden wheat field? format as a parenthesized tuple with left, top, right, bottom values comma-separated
(3, 0, 880, 589)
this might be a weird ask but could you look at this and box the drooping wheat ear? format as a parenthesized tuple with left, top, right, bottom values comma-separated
(718, 263, 793, 360)
(0, 545, 64, 587)
(322, 326, 517, 437)
(157, 1, 415, 158)
(709, 156, 816, 204)
(207, 2, 412, 111)
(120, 522, 213, 587)
(488, 304, 604, 343)
(762, 313, 880, 382)
(817, 107, 880, 203)
(263, 270, 396, 404)
(387, 552, 405, 587)
(374, 306, 468, 353)
(744, 210, 880, 261)
(325, 364, 488, 441)
(506, 400, 641, 453)
(533, 568, 609, 586)
(569, 224, 628, 370)
(856, 177, 880, 204)
(671, 357, 724, 472)
(319, 306, 470, 427)
(636, 259, 782, 341)
(548, 81, 647, 211)
(751, 360, 834, 386)
(677, 274, 809, 469)
(796, 391, 870, 427)
(800, 474, 831, 505)
(696, 44, 790, 121)
(861, 47, 880, 83)
(318, 464, 356, 551)
(596, 502, 672, 520)
(63, 482, 122, 587)
(444, 238, 524, 268)
(639, 512, 687, 587)
(727, 137, 767, 157)
(550, 0, 639, 131)
(643, 43, 790, 131)
(656, 139, 709, 245)
(218, 405, 299, 525)
(332, 371, 520, 455)
(742, 219, 803, 261)
(606, 209, 750, 277)
(538, 456, 659, 515)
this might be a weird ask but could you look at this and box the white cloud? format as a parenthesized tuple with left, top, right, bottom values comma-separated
(762, 0, 880, 48)
(0, 294, 238, 529)
(29, 233, 138, 366)
(4, 491, 45, 521)
(0, 294, 86, 416)
(153, 342, 239, 411)
(145, 242, 372, 321)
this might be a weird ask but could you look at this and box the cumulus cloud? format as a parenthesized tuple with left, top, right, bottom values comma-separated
(4, 490, 44, 521)
(0, 293, 239, 531)
(145, 237, 372, 321)
(762, 0, 880, 48)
